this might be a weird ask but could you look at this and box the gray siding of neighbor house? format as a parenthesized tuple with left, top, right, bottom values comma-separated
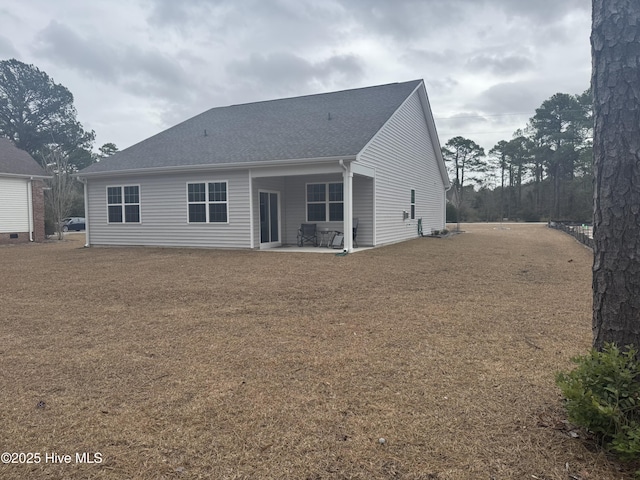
(358, 89, 445, 245)
(0, 176, 29, 232)
(86, 170, 251, 248)
(282, 174, 374, 246)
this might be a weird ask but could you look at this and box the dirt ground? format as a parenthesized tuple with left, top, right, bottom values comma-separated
(0, 224, 633, 479)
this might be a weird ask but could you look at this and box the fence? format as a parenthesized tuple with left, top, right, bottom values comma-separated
(548, 221, 593, 249)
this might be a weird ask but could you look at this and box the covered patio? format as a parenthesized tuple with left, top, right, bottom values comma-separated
(249, 158, 375, 252)
(261, 244, 375, 254)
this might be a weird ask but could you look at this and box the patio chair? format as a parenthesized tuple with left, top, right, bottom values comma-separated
(352, 217, 359, 248)
(330, 218, 359, 249)
(297, 223, 318, 247)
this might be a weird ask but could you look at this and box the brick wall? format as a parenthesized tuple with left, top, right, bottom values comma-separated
(32, 180, 46, 242)
(0, 232, 29, 244)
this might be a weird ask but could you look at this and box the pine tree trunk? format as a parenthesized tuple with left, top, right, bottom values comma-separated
(592, 0, 640, 350)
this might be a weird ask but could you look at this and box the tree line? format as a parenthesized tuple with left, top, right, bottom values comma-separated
(0, 58, 118, 236)
(442, 90, 593, 224)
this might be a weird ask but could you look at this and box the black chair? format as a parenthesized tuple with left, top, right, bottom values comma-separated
(297, 223, 318, 246)
(330, 218, 359, 249)
(352, 217, 359, 248)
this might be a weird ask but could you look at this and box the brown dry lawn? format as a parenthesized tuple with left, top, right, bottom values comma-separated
(0, 224, 633, 479)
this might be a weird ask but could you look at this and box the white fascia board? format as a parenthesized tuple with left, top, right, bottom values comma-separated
(74, 155, 357, 180)
(251, 162, 344, 178)
(0, 172, 51, 180)
(351, 162, 375, 178)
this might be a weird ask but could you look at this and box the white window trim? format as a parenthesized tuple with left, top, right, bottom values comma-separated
(410, 188, 416, 220)
(106, 184, 141, 224)
(186, 180, 229, 224)
(305, 182, 344, 222)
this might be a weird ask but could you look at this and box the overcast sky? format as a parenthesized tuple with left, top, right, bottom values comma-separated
(0, 0, 591, 155)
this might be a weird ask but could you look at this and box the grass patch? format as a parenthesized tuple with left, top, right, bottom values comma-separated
(0, 224, 633, 479)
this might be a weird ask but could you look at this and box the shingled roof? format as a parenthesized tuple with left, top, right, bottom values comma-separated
(79, 80, 424, 175)
(0, 138, 48, 177)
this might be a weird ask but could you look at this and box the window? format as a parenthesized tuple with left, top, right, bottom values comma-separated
(306, 183, 343, 221)
(411, 189, 416, 220)
(187, 181, 228, 223)
(107, 185, 140, 223)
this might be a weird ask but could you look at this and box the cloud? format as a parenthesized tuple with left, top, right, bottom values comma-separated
(471, 81, 548, 115)
(147, 0, 215, 26)
(146, 0, 347, 53)
(34, 21, 118, 81)
(425, 77, 459, 96)
(466, 53, 534, 76)
(0, 0, 591, 155)
(442, 112, 490, 130)
(403, 48, 460, 68)
(227, 52, 364, 95)
(0, 35, 18, 57)
(335, 0, 467, 41)
(489, 0, 589, 21)
(33, 20, 194, 102)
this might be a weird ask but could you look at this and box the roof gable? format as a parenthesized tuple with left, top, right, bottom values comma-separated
(79, 80, 423, 175)
(0, 138, 48, 177)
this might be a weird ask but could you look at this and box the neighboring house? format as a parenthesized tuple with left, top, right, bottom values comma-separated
(0, 138, 49, 244)
(76, 80, 450, 251)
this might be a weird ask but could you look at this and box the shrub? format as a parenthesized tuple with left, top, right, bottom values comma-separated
(556, 343, 640, 460)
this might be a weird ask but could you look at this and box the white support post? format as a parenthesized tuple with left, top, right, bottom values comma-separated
(82, 178, 90, 247)
(27, 180, 34, 241)
(343, 162, 353, 252)
(248, 170, 254, 249)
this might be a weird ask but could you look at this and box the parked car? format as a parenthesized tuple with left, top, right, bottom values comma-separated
(61, 217, 86, 232)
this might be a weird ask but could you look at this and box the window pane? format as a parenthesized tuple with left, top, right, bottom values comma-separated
(329, 183, 343, 202)
(307, 184, 325, 202)
(329, 202, 343, 221)
(411, 189, 415, 204)
(411, 204, 415, 220)
(107, 187, 121, 205)
(188, 183, 206, 202)
(124, 186, 139, 204)
(209, 203, 227, 222)
(209, 182, 227, 202)
(307, 203, 326, 221)
(189, 204, 206, 222)
(259, 192, 269, 243)
(269, 193, 278, 242)
(108, 205, 123, 223)
(124, 205, 140, 223)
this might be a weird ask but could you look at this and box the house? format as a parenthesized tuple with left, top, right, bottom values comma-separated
(0, 138, 49, 244)
(76, 80, 450, 251)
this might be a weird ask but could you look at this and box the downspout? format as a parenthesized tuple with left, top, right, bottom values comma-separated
(27, 178, 34, 241)
(79, 177, 90, 247)
(339, 159, 353, 253)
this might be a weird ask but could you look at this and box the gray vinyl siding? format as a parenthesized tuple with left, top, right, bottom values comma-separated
(358, 90, 445, 245)
(352, 175, 374, 246)
(282, 174, 374, 246)
(0, 177, 29, 232)
(283, 176, 306, 244)
(86, 170, 250, 248)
